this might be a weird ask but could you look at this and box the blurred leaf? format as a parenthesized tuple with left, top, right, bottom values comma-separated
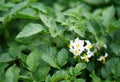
(74, 63, 86, 77)
(30, 2, 47, 13)
(57, 48, 68, 67)
(10, 1, 28, 14)
(63, 8, 77, 17)
(110, 43, 120, 56)
(69, 67, 74, 76)
(15, 7, 38, 19)
(69, 25, 86, 37)
(9, 45, 26, 58)
(26, 49, 40, 72)
(39, 13, 57, 30)
(51, 70, 68, 82)
(16, 23, 44, 39)
(45, 75, 52, 82)
(90, 71, 101, 82)
(0, 63, 8, 81)
(102, 6, 115, 28)
(41, 54, 60, 69)
(74, 78, 85, 82)
(54, 8, 65, 23)
(39, 45, 57, 57)
(86, 20, 97, 36)
(96, 36, 107, 48)
(5, 65, 20, 82)
(111, 60, 120, 78)
(3, 1, 29, 23)
(0, 53, 16, 63)
(101, 58, 119, 79)
(39, 13, 59, 37)
(35, 66, 50, 81)
(86, 61, 94, 72)
(83, 0, 105, 5)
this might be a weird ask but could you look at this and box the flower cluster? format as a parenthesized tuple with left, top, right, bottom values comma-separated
(69, 38, 94, 62)
(69, 38, 108, 63)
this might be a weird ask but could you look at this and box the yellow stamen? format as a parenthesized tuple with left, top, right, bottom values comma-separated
(102, 57, 106, 63)
(84, 56, 89, 62)
(76, 43, 80, 47)
(88, 45, 92, 49)
(74, 50, 78, 55)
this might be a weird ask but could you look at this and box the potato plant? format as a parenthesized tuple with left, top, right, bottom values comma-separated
(0, 0, 120, 82)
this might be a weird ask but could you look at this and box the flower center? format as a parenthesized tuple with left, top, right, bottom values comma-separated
(74, 50, 79, 55)
(102, 57, 106, 63)
(88, 45, 92, 49)
(76, 43, 80, 47)
(84, 56, 89, 62)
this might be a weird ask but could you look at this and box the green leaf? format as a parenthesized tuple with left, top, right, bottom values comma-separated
(16, 23, 44, 39)
(0, 63, 8, 81)
(39, 13, 60, 37)
(96, 36, 107, 48)
(39, 45, 57, 57)
(45, 75, 52, 82)
(39, 45, 59, 69)
(111, 60, 120, 78)
(54, 9, 65, 23)
(110, 43, 120, 56)
(102, 6, 115, 28)
(90, 71, 101, 82)
(74, 78, 85, 82)
(101, 57, 119, 79)
(51, 70, 68, 82)
(39, 13, 57, 30)
(41, 54, 60, 69)
(83, 0, 105, 5)
(5, 65, 20, 82)
(63, 8, 78, 17)
(69, 25, 86, 37)
(26, 49, 40, 72)
(15, 7, 38, 19)
(9, 1, 28, 14)
(30, 2, 47, 13)
(35, 66, 50, 81)
(57, 48, 68, 67)
(69, 67, 74, 76)
(86, 20, 97, 36)
(9, 45, 26, 58)
(74, 63, 86, 76)
(3, 1, 29, 23)
(0, 53, 16, 63)
(86, 61, 94, 72)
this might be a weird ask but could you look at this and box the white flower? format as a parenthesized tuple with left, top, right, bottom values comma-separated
(86, 50, 94, 57)
(74, 38, 84, 48)
(69, 38, 95, 61)
(98, 53, 108, 63)
(84, 40, 92, 50)
(103, 44, 107, 49)
(80, 54, 91, 62)
(69, 38, 85, 56)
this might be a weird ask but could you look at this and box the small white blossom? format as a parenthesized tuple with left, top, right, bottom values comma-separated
(80, 54, 91, 62)
(86, 50, 94, 57)
(98, 53, 108, 63)
(84, 40, 92, 50)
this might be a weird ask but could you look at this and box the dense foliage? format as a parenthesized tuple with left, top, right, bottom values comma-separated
(0, 0, 120, 82)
